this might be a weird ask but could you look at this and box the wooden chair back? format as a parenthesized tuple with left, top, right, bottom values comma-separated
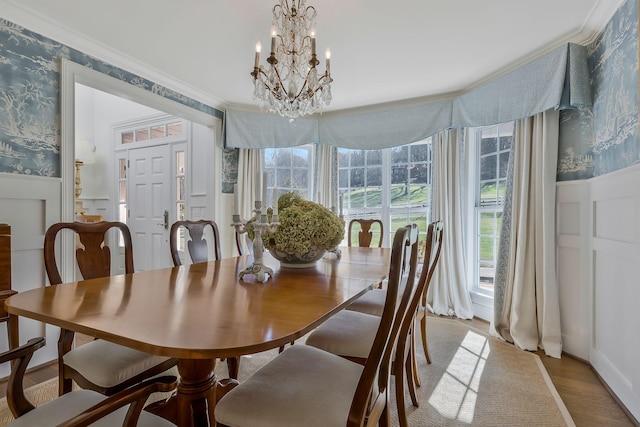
(170, 219, 221, 266)
(348, 224, 419, 425)
(395, 221, 442, 367)
(44, 221, 134, 286)
(0, 336, 177, 424)
(0, 224, 18, 347)
(420, 220, 444, 307)
(415, 220, 444, 364)
(348, 219, 384, 248)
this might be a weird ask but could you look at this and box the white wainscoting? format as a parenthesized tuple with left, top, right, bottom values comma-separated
(589, 163, 640, 421)
(0, 174, 63, 377)
(557, 163, 640, 421)
(556, 180, 591, 360)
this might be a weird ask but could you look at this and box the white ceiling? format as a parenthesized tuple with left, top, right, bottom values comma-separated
(0, 0, 624, 113)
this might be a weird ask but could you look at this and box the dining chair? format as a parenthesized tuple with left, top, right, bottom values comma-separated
(346, 221, 443, 362)
(414, 221, 444, 365)
(170, 219, 221, 265)
(44, 221, 178, 397)
(169, 219, 241, 379)
(348, 218, 384, 248)
(214, 225, 417, 427)
(305, 222, 443, 427)
(1, 336, 176, 427)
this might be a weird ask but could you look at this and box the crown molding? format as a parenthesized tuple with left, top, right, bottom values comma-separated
(578, 0, 628, 45)
(0, 0, 228, 112)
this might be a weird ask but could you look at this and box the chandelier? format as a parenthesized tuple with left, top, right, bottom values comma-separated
(251, 0, 333, 121)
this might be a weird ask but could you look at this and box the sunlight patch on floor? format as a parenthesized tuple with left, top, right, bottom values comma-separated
(428, 330, 490, 423)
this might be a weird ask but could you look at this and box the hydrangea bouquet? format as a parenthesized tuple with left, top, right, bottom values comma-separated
(263, 192, 344, 257)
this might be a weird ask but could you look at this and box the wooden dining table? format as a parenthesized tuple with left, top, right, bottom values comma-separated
(5, 246, 390, 427)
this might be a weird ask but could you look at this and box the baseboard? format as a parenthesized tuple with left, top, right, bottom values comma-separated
(591, 366, 640, 426)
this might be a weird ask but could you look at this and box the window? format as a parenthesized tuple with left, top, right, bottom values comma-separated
(116, 156, 127, 247)
(119, 120, 184, 145)
(473, 123, 512, 294)
(338, 139, 432, 252)
(175, 150, 186, 222)
(175, 150, 186, 252)
(264, 145, 314, 205)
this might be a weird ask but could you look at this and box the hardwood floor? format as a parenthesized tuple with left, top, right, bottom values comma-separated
(460, 316, 636, 427)
(1, 321, 637, 426)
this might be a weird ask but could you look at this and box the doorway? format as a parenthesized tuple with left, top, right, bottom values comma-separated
(63, 60, 222, 277)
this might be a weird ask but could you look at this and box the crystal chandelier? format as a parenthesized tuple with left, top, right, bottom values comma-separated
(251, 0, 333, 121)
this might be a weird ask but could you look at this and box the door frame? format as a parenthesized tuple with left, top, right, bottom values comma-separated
(60, 59, 221, 278)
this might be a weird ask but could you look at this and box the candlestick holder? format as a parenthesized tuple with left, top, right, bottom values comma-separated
(232, 201, 279, 282)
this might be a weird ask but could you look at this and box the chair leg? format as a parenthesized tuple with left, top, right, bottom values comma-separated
(59, 375, 73, 395)
(226, 357, 240, 380)
(411, 329, 421, 388)
(278, 340, 295, 353)
(420, 314, 431, 364)
(378, 396, 390, 427)
(405, 348, 419, 407)
(395, 358, 409, 427)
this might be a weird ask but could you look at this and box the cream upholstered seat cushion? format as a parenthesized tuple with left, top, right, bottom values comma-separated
(305, 310, 380, 359)
(347, 288, 386, 316)
(215, 345, 363, 427)
(63, 339, 173, 388)
(7, 389, 174, 427)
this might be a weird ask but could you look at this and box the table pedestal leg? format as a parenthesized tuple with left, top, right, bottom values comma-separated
(146, 358, 217, 427)
(177, 359, 217, 427)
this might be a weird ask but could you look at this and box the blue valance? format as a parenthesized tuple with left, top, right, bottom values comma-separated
(224, 43, 591, 149)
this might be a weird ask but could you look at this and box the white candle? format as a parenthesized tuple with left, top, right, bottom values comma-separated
(255, 170, 261, 202)
(233, 184, 239, 216)
(272, 188, 278, 215)
(262, 171, 268, 207)
(317, 191, 321, 205)
(311, 30, 316, 56)
(339, 193, 344, 216)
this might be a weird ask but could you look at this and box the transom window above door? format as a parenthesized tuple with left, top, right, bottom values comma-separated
(119, 119, 185, 146)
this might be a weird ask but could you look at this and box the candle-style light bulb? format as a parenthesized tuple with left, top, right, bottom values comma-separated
(255, 41, 262, 68)
(270, 28, 276, 54)
(325, 47, 331, 73)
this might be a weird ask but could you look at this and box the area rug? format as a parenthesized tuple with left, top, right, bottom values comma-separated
(0, 317, 574, 426)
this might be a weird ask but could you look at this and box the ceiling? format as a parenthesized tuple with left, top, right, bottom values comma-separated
(1, 0, 624, 113)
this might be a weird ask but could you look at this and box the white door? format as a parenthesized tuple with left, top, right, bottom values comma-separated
(128, 145, 172, 271)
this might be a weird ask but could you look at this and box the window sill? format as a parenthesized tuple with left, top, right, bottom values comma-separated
(470, 290, 493, 322)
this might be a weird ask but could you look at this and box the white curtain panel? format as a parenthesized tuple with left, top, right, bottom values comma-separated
(236, 148, 263, 219)
(316, 144, 334, 209)
(428, 129, 474, 319)
(491, 110, 562, 358)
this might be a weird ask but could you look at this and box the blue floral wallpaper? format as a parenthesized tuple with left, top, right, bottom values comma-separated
(558, 0, 639, 181)
(0, 18, 223, 178)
